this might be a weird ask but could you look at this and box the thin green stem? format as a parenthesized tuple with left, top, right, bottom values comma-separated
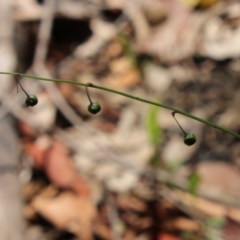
(1, 71, 240, 139)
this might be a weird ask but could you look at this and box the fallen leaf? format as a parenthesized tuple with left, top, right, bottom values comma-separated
(158, 233, 180, 240)
(44, 140, 90, 198)
(32, 191, 96, 240)
(18, 120, 37, 138)
(26, 138, 91, 198)
(163, 217, 200, 231)
(24, 135, 51, 169)
(196, 162, 240, 203)
(105, 68, 140, 89)
(223, 218, 240, 240)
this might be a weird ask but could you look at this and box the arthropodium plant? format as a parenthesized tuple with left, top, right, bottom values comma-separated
(1, 71, 240, 143)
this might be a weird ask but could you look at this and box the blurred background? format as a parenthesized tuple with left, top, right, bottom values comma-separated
(1, 0, 240, 239)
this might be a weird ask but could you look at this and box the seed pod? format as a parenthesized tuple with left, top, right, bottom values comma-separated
(88, 102, 101, 114)
(184, 133, 196, 146)
(25, 95, 38, 107)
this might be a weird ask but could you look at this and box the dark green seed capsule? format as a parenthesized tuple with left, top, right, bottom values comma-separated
(184, 133, 196, 146)
(25, 95, 38, 107)
(88, 102, 101, 114)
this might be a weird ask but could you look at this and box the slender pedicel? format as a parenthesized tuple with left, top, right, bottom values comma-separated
(15, 74, 38, 107)
(172, 112, 196, 146)
(15, 74, 29, 97)
(86, 83, 101, 114)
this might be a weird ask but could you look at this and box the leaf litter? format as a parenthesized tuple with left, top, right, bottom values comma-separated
(13, 0, 240, 239)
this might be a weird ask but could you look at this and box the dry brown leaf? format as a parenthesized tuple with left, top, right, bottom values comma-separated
(166, 188, 240, 223)
(163, 217, 200, 231)
(18, 121, 37, 138)
(109, 57, 133, 74)
(196, 162, 240, 202)
(94, 222, 111, 240)
(116, 194, 147, 212)
(158, 233, 180, 240)
(25, 136, 50, 169)
(105, 40, 123, 59)
(223, 218, 240, 240)
(32, 191, 96, 240)
(105, 68, 140, 89)
(26, 138, 91, 198)
(45, 140, 90, 197)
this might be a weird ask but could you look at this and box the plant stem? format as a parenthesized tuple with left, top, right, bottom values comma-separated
(85, 84, 93, 104)
(172, 112, 187, 136)
(1, 71, 240, 139)
(14, 74, 30, 97)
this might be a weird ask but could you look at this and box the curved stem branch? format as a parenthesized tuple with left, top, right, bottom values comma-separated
(1, 71, 240, 139)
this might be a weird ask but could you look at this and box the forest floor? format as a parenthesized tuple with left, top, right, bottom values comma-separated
(6, 0, 240, 239)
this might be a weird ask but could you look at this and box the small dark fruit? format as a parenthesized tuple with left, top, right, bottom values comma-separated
(88, 102, 101, 114)
(184, 133, 197, 146)
(25, 95, 38, 107)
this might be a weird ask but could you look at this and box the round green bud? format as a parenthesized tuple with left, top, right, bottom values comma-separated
(184, 133, 196, 146)
(88, 102, 101, 114)
(25, 95, 38, 107)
